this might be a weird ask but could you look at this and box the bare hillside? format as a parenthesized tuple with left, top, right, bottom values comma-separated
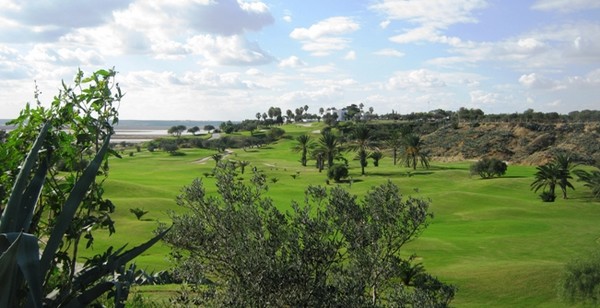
(423, 122, 600, 165)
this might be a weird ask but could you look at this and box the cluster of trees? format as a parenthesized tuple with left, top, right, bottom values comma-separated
(530, 153, 600, 202)
(380, 108, 600, 124)
(161, 163, 455, 306)
(293, 124, 430, 182)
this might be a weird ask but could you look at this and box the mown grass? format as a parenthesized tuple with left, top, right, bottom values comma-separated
(82, 123, 600, 307)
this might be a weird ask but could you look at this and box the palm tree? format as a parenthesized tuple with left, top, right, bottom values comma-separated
(350, 124, 373, 175)
(530, 163, 560, 199)
(574, 167, 600, 199)
(370, 151, 384, 167)
(293, 134, 313, 166)
(317, 130, 342, 169)
(401, 134, 430, 170)
(385, 131, 402, 165)
(238, 160, 251, 174)
(553, 153, 578, 199)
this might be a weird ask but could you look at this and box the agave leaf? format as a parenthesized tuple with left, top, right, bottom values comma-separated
(0, 232, 43, 308)
(0, 233, 21, 308)
(73, 227, 171, 290)
(0, 122, 51, 233)
(18, 158, 48, 232)
(63, 281, 114, 308)
(40, 135, 111, 278)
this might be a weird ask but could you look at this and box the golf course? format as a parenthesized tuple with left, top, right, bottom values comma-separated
(83, 121, 600, 306)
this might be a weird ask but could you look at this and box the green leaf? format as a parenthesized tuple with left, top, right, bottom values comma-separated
(63, 281, 114, 308)
(0, 233, 21, 308)
(0, 122, 50, 233)
(40, 135, 112, 277)
(95, 69, 111, 78)
(0, 233, 43, 308)
(18, 158, 48, 232)
(73, 227, 171, 290)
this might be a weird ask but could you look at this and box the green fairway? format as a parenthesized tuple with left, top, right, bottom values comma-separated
(90, 123, 600, 306)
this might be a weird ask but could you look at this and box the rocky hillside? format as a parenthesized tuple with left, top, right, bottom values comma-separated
(422, 122, 600, 165)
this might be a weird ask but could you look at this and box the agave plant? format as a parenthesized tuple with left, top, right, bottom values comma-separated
(0, 122, 169, 307)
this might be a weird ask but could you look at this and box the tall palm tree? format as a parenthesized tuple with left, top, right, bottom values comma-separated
(401, 134, 430, 170)
(350, 124, 373, 175)
(553, 153, 578, 199)
(317, 130, 342, 168)
(530, 163, 560, 197)
(293, 134, 313, 167)
(385, 131, 402, 165)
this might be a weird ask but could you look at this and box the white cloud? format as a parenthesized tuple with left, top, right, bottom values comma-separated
(470, 90, 501, 105)
(279, 55, 306, 68)
(386, 69, 446, 90)
(0, 0, 129, 42)
(429, 22, 600, 69)
(370, 0, 487, 44)
(374, 48, 405, 57)
(532, 0, 600, 13)
(290, 16, 360, 56)
(380, 20, 391, 29)
(344, 50, 356, 60)
(519, 73, 557, 89)
(186, 34, 274, 66)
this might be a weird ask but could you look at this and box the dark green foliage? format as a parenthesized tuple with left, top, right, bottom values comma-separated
(269, 127, 286, 139)
(531, 153, 576, 200)
(470, 157, 508, 179)
(293, 134, 312, 166)
(163, 164, 454, 307)
(370, 150, 384, 167)
(574, 167, 600, 199)
(160, 140, 181, 155)
(328, 163, 349, 182)
(558, 250, 600, 305)
(401, 134, 430, 170)
(539, 191, 556, 202)
(130, 208, 149, 220)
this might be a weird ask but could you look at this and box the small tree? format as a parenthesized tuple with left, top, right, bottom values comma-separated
(558, 250, 600, 305)
(187, 126, 200, 136)
(328, 163, 349, 182)
(370, 150, 384, 167)
(574, 167, 600, 199)
(162, 164, 454, 306)
(470, 157, 508, 179)
(168, 125, 187, 140)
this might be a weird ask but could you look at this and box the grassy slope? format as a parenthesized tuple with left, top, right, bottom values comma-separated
(88, 123, 599, 307)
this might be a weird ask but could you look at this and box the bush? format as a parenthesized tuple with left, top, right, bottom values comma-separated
(328, 163, 349, 182)
(539, 191, 556, 202)
(470, 157, 508, 179)
(558, 250, 600, 305)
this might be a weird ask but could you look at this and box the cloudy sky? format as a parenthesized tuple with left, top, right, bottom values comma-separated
(0, 0, 599, 120)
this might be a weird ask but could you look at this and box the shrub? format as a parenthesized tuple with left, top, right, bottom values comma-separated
(328, 163, 349, 182)
(539, 191, 556, 202)
(558, 250, 600, 305)
(470, 157, 508, 179)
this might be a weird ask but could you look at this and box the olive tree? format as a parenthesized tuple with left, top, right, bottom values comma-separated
(470, 157, 508, 179)
(161, 163, 455, 307)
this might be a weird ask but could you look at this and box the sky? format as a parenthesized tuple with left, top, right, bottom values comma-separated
(0, 0, 599, 121)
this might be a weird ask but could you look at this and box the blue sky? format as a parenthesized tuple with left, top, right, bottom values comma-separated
(0, 0, 599, 120)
